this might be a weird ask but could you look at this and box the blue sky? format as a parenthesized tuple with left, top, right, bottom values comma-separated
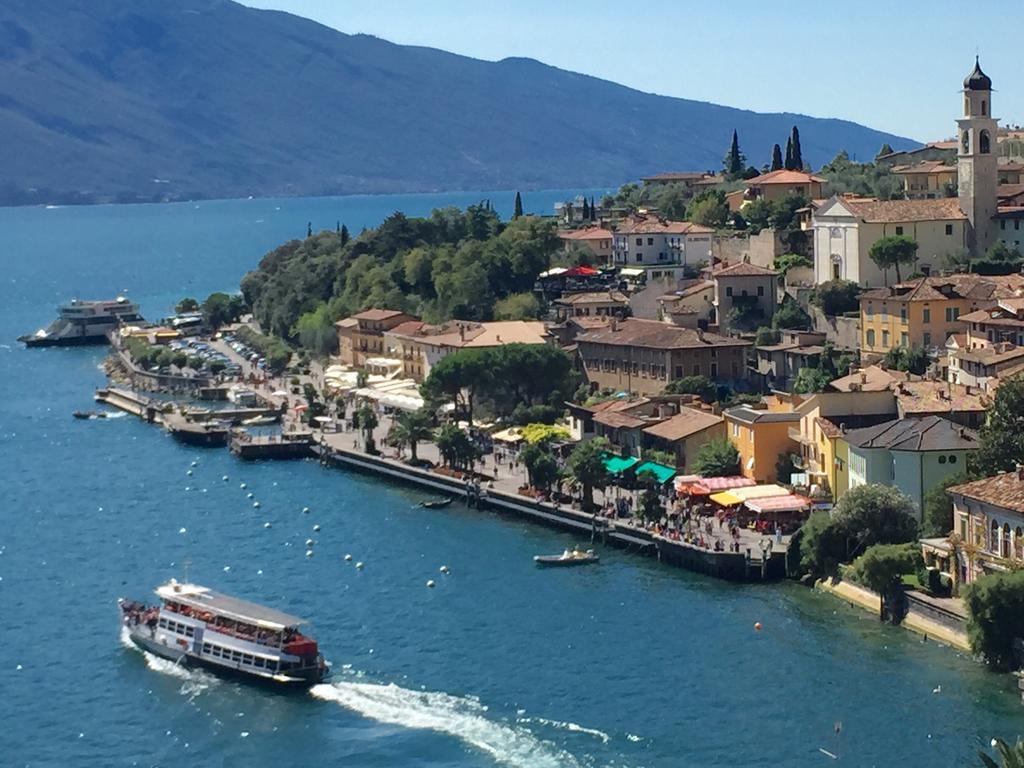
(241, 0, 1020, 143)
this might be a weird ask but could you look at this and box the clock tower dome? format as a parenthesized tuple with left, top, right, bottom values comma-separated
(957, 57, 998, 256)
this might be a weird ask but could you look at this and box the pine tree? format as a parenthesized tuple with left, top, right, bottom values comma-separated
(306, 221, 312, 238)
(582, 197, 590, 220)
(784, 137, 794, 170)
(513, 191, 523, 219)
(724, 130, 744, 179)
(790, 126, 803, 170)
(771, 143, 783, 171)
(340, 224, 350, 246)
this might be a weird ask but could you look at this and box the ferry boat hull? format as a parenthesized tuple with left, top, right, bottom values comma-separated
(126, 627, 325, 688)
(20, 332, 111, 347)
(120, 582, 329, 689)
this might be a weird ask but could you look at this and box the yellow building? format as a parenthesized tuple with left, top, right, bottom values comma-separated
(859, 274, 1024, 359)
(722, 405, 800, 484)
(790, 391, 899, 500)
(743, 169, 826, 203)
(891, 160, 958, 199)
(335, 309, 417, 367)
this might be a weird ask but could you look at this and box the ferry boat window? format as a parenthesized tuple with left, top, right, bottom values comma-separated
(242, 654, 254, 665)
(158, 618, 168, 629)
(185, 626, 194, 638)
(203, 643, 212, 653)
(232, 651, 242, 662)
(254, 658, 265, 668)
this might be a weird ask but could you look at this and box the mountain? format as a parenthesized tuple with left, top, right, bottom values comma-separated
(0, 0, 916, 206)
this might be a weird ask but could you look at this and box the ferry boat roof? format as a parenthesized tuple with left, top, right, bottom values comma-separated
(155, 581, 306, 631)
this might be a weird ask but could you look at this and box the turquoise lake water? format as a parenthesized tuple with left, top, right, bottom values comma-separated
(0, 191, 1020, 767)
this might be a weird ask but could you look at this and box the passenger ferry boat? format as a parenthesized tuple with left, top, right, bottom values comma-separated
(20, 297, 143, 347)
(120, 580, 329, 687)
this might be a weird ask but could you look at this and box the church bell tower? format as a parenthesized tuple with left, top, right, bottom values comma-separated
(957, 57, 998, 256)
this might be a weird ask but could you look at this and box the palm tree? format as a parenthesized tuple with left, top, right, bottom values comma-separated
(566, 438, 611, 513)
(980, 738, 1024, 767)
(354, 404, 378, 453)
(387, 409, 434, 462)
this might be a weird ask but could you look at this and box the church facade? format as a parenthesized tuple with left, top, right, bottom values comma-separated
(813, 59, 1015, 287)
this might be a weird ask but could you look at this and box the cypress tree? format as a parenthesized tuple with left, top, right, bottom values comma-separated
(724, 129, 744, 178)
(340, 224, 350, 246)
(784, 137, 794, 170)
(306, 221, 312, 238)
(590, 197, 597, 221)
(582, 197, 590, 220)
(771, 143, 783, 171)
(513, 191, 523, 219)
(336, 220, 340, 234)
(791, 126, 803, 170)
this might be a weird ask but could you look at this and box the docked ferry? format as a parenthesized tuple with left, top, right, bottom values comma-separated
(120, 580, 329, 687)
(20, 297, 143, 347)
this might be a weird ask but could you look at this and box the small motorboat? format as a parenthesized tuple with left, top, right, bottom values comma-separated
(420, 497, 453, 509)
(242, 414, 278, 426)
(73, 410, 109, 420)
(534, 548, 599, 567)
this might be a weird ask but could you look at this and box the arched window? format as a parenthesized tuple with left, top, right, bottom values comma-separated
(1003, 523, 1012, 558)
(982, 99, 988, 116)
(1016, 527, 1023, 559)
(991, 519, 1000, 551)
(965, 97, 970, 116)
(980, 129, 991, 154)
(962, 130, 970, 153)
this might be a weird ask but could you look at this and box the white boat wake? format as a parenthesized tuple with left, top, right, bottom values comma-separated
(310, 680, 585, 768)
(119, 626, 216, 698)
(516, 716, 610, 744)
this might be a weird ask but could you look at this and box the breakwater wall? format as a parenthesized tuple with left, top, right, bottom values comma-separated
(315, 444, 786, 582)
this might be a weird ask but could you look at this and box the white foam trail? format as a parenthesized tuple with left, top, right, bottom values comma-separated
(119, 626, 216, 695)
(310, 681, 582, 768)
(517, 717, 610, 744)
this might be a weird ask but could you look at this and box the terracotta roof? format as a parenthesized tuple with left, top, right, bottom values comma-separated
(946, 333, 968, 348)
(555, 291, 629, 306)
(860, 274, 1024, 303)
(659, 281, 715, 303)
(559, 227, 614, 241)
(642, 408, 723, 442)
(387, 320, 549, 348)
(956, 342, 1024, 366)
(815, 416, 842, 439)
(959, 306, 1024, 325)
(352, 309, 408, 321)
(893, 380, 989, 415)
(593, 410, 651, 430)
(839, 197, 967, 223)
(829, 365, 907, 392)
(588, 397, 650, 414)
(568, 316, 611, 330)
(616, 217, 715, 236)
(949, 470, 1024, 513)
(334, 317, 358, 328)
(746, 169, 826, 185)
(891, 160, 956, 175)
(576, 318, 749, 351)
(723, 405, 800, 424)
(842, 415, 978, 451)
(714, 262, 778, 278)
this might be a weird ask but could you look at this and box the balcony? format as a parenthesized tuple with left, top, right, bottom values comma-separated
(788, 426, 813, 445)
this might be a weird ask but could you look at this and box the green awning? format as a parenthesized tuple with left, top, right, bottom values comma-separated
(634, 460, 677, 484)
(603, 455, 640, 475)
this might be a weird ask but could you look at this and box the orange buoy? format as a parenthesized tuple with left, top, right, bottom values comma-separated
(754, 622, 763, 631)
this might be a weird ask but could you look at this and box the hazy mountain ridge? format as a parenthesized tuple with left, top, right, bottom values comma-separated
(0, 0, 916, 205)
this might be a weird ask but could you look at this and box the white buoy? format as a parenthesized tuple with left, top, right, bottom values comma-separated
(305, 550, 314, 558)
(179, 527, 187, 534)
(344, 554, 352, 562)
(186, 470, 193, 476)
(313, 524, 321, 532)
(253, 501, 260, 508)
(222, 475, 229, 482)
(426, 580, 436, 588)
(355, 561, 364, 570)
(263, 522, 272, 529)
(302, 507, 310, 514)
(305, 538, 314, 547)
(247, 492, 254, 499)
(240, 483, 247, 489)
(190, 461, 197, 467)
(439, 565, 450, 574)
(185, 486, 191, 491)
(223, 565, 231, 572)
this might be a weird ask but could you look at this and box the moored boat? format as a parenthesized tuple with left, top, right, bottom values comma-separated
(420, 497, 453, 509)
(120, 580, 329, 687)
(534, 548, 599, 567)
(19, 297, 143, 347)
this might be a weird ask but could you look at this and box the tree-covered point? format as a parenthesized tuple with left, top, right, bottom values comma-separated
(240, 204, 561, 346)
(964, 569, 1024, 672)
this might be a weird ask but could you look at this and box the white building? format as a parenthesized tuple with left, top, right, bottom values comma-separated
(612, 217, 714, 275)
